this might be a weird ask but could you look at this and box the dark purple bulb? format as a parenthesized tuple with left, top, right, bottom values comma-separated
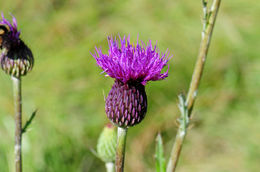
(105, 80, 147, 127)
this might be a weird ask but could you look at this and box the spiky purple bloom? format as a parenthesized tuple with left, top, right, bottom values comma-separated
(94, 36, 169, 85)
(0, 14, 33, 77)
(92, 35, 170, 128)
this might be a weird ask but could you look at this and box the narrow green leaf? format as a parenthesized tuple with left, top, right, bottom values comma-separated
(22, 110, 37, 134)
(155, 133, 166, 172)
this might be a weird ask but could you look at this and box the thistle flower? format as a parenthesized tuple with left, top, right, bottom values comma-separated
(92, 35, 170, 128)
(0, 14, 33, 77)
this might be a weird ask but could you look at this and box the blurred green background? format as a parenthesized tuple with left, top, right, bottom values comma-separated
(0, 0, 259, 171)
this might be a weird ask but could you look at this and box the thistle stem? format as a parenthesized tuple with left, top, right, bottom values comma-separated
(115, 127, 128, 172)
(186, 0, 221, 112)
(106, 162, 115, 172)
(12, 76, 22, 172)
(166, 0, 221, 172)
(166, 128, 186, 172)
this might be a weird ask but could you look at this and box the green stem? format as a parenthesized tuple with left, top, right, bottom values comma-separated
(12, 76, 22, 172)
(166, 128, 186, 172)
(166, 0, 221, 172)
(185, 0, 221, 112)
(106, 162, 115, 172)
(167, 95, 188, 172)
(115, 127, 128, 172)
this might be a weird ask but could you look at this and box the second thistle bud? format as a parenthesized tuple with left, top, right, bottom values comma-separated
(0, 15, 34, 78)
(1, 41, 33, 77)
(97, 124, 117, 163)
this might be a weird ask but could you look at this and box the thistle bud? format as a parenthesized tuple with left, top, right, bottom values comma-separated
(0, 14, 33, 78)
(97, 124, 117, 163)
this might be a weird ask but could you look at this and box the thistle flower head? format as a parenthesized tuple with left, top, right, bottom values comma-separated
(93, 35, 169, 85)
(0, 14, 33, 77)
(92, 35, 170, 128)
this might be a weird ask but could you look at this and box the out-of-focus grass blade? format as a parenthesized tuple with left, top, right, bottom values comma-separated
(155, 133, 166, 172)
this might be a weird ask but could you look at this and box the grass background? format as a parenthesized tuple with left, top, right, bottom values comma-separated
(0, 0, 259, 171)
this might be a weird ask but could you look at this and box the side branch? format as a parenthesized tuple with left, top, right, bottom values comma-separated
(186, 0, 221, 112)
(166, 0, 221, 172)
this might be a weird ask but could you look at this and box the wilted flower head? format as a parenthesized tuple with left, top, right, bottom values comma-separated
(0, 13, 33, 77)
(93, 35, 170, 128)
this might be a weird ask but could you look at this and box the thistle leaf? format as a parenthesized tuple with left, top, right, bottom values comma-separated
(22, 110, 37, 134)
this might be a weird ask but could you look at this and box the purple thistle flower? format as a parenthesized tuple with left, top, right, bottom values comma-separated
(0, 13, 33, 77)
(93, 35, 169, 85)
(92, 35, 170, 127)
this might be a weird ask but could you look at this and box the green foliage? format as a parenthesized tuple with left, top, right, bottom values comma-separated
(22, 110, 37, 134)
(155, 134, 166, 172)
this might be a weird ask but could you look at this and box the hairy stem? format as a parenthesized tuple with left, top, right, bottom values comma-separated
(115, 127, 128, 172)
(167, 0, 221, 172)
(106, 162, 115, 172)
(12, 76, 22, 172)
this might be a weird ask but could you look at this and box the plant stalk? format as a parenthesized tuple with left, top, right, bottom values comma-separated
(186, 0, 221, 112)
(115, 127, 128, 172)
(166, 128, 186, 172)
(166, 0, 221, 172)
(106, 162, 115, 172)
(12, 76, 22, 172)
